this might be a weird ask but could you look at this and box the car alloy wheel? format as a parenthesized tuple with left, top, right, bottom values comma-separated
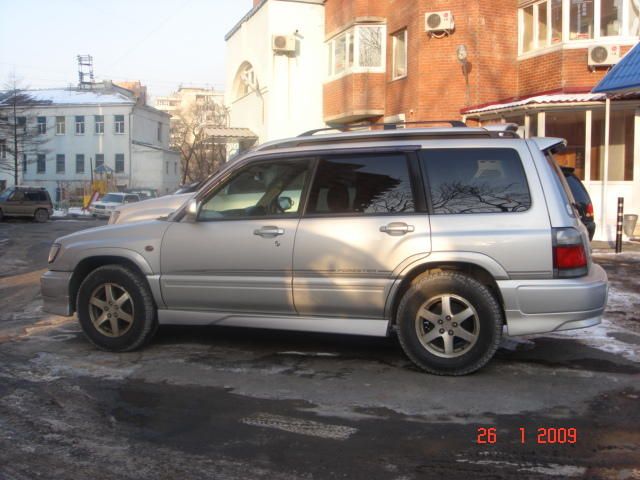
(88, 282, 135, 337)
(414, 294, 480, 358)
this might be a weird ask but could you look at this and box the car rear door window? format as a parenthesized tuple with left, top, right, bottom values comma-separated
(306, 153, 415, 215)
(421, 148, 531, 214)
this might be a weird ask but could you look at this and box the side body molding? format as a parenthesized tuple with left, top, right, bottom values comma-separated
(384, 251, 510, 319)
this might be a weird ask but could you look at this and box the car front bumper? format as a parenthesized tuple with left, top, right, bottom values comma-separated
(499, 263, 608, 336)
(40, 270, 73, 316)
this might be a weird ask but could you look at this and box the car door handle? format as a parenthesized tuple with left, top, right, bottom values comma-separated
(380, 222, 415, 236)
(253, 226, 284, 237)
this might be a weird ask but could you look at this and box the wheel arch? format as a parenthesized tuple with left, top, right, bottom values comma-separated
(386, 259, 506, 326)
(69, 255, 150, 314)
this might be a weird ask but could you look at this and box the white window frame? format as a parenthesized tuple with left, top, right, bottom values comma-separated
(518, 0, 640, 57)
(95, 115, 104, 134)
(55, 116, 65, 135)
(114, 115, 125, 134)
(0, 141, 6, 159)
(391, 29, 408, 80)
(326, 24, 387, 80)
(75, 116, 85, 135)
(37, 116, 46, 135)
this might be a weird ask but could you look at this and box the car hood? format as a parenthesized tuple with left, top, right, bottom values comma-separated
(51, 220, 172, 274)
(114, 193, 193, 224)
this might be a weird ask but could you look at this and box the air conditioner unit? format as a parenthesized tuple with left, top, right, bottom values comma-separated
(425, 11, 454, 32)
(272, 34, 296, 53)
(588, 45, 622, 67)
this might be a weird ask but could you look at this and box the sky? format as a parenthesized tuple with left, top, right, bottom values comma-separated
(0, 0, 252, 99)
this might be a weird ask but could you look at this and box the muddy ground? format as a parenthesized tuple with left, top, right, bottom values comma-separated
(0, 218, 639, 480)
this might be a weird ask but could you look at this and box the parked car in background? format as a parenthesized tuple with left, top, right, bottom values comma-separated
(91, 192, 140, 218)
(0, 186, 53, 222)
(108, 193, 193, 225)
(125, 188, 158, 200)
(561, 167, 595, 241)
(41, 125, 608, 376)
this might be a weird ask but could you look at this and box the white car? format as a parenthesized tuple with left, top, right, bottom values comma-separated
(108, 193, 193, 225)
(91, 192, 140, 218)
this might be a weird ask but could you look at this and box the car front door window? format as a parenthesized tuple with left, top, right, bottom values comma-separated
(198, 161, 310, 221)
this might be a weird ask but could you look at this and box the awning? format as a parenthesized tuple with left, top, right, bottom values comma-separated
(203, 127, 258, 143)
(463, 93, 606, 115)
(593, 42, 640, 93)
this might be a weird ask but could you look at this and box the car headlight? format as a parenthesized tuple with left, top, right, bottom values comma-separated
(48, 243, 61, 264)
(108, 211, 120, 225)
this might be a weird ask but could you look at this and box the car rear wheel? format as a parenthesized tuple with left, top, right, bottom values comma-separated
(34, 208, 49, 223)
(396, 270, 503, 375)
(77, 265, 158, 352)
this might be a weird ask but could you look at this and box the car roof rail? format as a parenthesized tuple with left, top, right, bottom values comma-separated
(298, 120, 467, 137)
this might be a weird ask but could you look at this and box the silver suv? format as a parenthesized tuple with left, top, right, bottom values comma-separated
(41, 125, 608, 375)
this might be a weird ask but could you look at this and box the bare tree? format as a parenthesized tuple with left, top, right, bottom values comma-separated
(170, 98, 229, 184)
(0, 75, 49, 186)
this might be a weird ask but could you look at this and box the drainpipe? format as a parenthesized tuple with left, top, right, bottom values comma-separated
(601, 97, 611, 240)
(128, 107, 133, 189)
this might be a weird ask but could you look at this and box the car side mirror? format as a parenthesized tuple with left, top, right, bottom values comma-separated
(278, 196, 293, 211)
(184, 198, 199, 222)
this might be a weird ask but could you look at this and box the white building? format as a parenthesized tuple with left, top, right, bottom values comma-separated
(225, 0, 326, 143)
(155, 86, 225, 117)
(0, 82, 181, 200)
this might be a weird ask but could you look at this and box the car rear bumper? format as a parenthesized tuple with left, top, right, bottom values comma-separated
(498, 263, 608, 336)
(40, 270, 73, 316)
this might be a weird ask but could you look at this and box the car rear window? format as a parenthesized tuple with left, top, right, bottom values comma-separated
(420, 148, 531, 214)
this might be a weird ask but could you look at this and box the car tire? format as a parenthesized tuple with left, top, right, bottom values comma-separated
(34, 209, 49, 223)
(76, 265, 158, 352)
(0, 209, 3, 222)
(396, 270, 503, 376)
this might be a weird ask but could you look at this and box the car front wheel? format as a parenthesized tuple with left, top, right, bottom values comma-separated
(77, 265, 158, 352)
(396, 270, 503, 376)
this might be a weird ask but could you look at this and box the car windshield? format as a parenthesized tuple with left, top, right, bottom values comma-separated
(101, 194, 124, 203)
(0, 188, 14, 201)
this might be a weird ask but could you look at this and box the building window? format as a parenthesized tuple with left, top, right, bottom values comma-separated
(519, 0, 638, 54)
(56, 154, 65, 174)
(95, 115, 104, 134)
(391, 29, 408, 79)
(115, 154, 125, 173)
(22, 154, 27, 173)
(37, 116, 46, 134)
(76, 154, 85, 174)
(75, 116, 85, 135)
(95, 153, 104, 169)
(326, 24, 386, 77)
(56, 116, 65, 135)
(234, 62, 256, 99)
(37, 154, 45, 174)
(0, 140, 6, 159)
(570, 0, 594, 39)
(157, 122, 162, 142)
(114, 115, 125, 134)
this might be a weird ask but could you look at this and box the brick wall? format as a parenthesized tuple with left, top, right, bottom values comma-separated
(322, 0, 631, 123)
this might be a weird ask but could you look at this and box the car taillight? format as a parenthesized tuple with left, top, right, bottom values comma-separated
(585, 203, 594, 218)
(553, 227, 588, 278)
